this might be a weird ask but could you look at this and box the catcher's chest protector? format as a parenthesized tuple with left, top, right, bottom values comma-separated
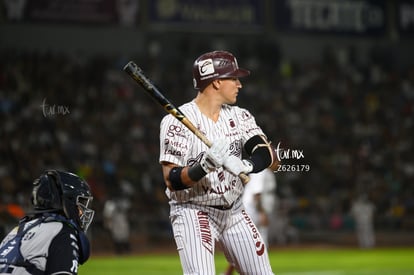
(0, 217, 44, 274)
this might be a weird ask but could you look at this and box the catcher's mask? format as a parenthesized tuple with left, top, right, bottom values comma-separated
(32, 170, 95, 232)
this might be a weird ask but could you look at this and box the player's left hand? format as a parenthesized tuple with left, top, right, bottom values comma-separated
(200, 139, 229, 173)
(223, 156, 253, 176)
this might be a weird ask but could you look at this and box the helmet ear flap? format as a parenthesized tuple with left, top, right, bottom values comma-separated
(31, 170, 63, 211)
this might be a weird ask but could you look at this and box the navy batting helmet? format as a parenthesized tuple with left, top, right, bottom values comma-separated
(31, 170, 95, 232)
(192, 51, 250, 91)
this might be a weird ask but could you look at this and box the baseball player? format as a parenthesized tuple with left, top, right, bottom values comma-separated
(0, 170, 95, 275)
(160, 51, 279, 274)
(351, 193, 376, 248)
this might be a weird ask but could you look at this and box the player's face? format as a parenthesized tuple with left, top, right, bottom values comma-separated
(219, 78, 242, 104)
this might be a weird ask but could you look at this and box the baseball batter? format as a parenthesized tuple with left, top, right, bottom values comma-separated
(159, 51, 279, 274)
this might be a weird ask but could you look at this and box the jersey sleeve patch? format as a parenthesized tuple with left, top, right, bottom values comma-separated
(159, 115, 191, 166)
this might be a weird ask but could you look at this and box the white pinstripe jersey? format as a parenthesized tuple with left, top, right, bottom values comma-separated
(159, 100, 265, 206)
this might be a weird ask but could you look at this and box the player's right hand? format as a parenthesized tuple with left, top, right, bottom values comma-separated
(223, 155, 254, 176)
(200, 139, 229, 173)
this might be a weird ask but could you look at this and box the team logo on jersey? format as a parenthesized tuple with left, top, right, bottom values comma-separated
(241, 110, 251, 120)
(22, 231, 35, 241)
(229, 119, 235, 128)
(229, 140, 242, 157)
(70, 259, 79, 273)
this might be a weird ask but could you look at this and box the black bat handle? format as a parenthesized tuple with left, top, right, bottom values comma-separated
(123, 61, 186, 121)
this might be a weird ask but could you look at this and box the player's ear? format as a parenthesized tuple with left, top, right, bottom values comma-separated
(212, 79, 220, 90)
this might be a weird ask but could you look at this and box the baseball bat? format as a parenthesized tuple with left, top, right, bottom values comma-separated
(123, 61, 250, 184)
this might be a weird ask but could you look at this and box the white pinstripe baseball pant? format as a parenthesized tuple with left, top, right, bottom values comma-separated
(170, 199, 274, 275)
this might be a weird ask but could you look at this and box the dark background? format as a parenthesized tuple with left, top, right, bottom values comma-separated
(1, 0, 413, 252)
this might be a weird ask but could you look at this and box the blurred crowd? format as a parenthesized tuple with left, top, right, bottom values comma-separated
(1, 36, 413, 247)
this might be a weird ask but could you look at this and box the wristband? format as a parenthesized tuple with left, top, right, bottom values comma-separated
(188, 163, 207, 181)
(168, 167, 188, 190)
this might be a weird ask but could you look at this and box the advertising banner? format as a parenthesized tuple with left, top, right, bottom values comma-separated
(148, 0, 264, 30)
(274, 0, 386, 35)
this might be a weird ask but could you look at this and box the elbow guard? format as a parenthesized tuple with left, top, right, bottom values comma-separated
(244, 135, 278, 173)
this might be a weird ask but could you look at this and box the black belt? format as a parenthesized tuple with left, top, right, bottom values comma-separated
(207, 203, 234, 210)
